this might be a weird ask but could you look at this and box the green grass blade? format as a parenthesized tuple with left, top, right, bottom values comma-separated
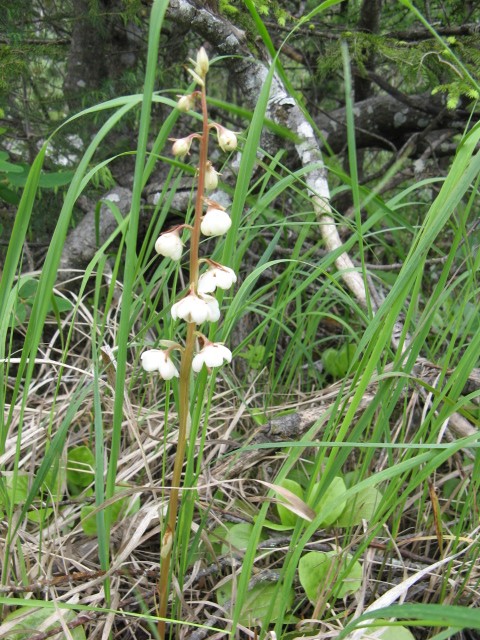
(106, 0, 168, 544)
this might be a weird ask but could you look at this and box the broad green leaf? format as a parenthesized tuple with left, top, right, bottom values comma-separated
(43, 463, 66, 501)
(80, 488, 140, 536)
(2, 606, 86, 639)
(27, 464, 66, 523)
(322, 344, 357, 378)
(299, 551, 362, 603)
(336, 485, 382, 527)
(206, 525, 228, 556)
(27, 507, 54, 524)
(18, 278, 38, 299)
(337, 343, 358, 374)
(10, 302, 28, 328)
(67, 446, 95, 488)
(276, 478, 304, 527)
(216, 579, 293, 626)
(262, 519, 296, 531)
(359, 623, 415, 640)
(0, 152, 23, 173)
(309, 477, 347, 526)
(49, 295, 74, 313)
(322, 347, 341, 377)
(7, 166, 74, 189)
(221, 523, 255, 554)
(5, 475, 29, 505)
(339, 601, 480, 639)
(0, 184, 20, 204)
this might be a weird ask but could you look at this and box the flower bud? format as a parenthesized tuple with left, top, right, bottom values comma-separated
(204, 162, 220, 190)
(217, 126, 238, 152)
(171, 136, 192, 158)
(201, 207, 232, 237)
(195, 47, 209, 78)
(171, 293, 220, 324)
(192, 343, 232, 373)
(141, 350, 179, 380)
(198, 265, 237, 294)
(187, 68, 205, 87)
(177, 94, 194, 112)
(155, 230, 183, 261)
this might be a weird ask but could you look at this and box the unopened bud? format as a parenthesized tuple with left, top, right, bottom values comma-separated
(201, 207, 232, 237)
(195, 47, 209, 78)
(217, 125, 238, 152)
(187, 68, 205, 87)
(204, 162, 220, 190)
(155, 230, 183, 261)
(171, 136, 192, 158)
(177, 94, 194, 112)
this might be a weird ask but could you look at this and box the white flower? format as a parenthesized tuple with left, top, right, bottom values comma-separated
(201, 208, 232, 237)
(171, 293, 220, 324)
(155, 231, 183, 261)
(172, 136, 193, 158)
(203, 294, 221, 322)
(204, 162, 220, 190)
(217, 126, 238, 152)
(177, 94, 194, 112)
(141, 350, 179, 380)
(198, 265, 237, 293)
(192, 343, 232, 372)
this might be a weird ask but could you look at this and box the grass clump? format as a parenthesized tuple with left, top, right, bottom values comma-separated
(0, 1, 479, 639)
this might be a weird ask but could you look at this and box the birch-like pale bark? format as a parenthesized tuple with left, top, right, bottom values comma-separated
(166, 0, 369, 309)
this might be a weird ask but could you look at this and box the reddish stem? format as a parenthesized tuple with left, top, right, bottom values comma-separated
(156, 83, 209, 640)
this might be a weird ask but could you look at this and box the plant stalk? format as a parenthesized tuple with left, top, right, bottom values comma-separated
(157, 84, 209, 640)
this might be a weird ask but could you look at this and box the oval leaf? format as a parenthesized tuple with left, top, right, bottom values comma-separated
(67, 446, 95, 488)
(259, 479, 316, 523)
(336, 486, 382, 527)
(299, 551, 362, 603)
(276, 478, 304, 527)
(216, 579, 293, 626)
(308, 477, 347, 526)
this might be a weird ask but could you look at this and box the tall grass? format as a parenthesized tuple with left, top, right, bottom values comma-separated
(1, 0, 479, 639)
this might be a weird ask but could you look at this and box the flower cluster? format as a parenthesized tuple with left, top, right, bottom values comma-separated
(142, 47, 238, 379)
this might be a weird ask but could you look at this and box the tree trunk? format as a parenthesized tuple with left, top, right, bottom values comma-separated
(354, 0, 383, 102)
(64, 0, 141, 107)
(64, 0, 109, 105)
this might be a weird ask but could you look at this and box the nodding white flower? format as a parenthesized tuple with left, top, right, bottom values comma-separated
(171, 292, 220, 324)
(201, 207, 232, 237)
(192, 343, 232, 372)
(198, 265, 237, 293)
(204, 162, 220, 190)
(171, 136, 193, 158)
(141, 350, 179, 380)
(177, 93, 194, 112)
(155, 230, 183, 261)
(203, 294, 221, 322)
(217, 125, 238, 152)
(194, 47, 209, 78)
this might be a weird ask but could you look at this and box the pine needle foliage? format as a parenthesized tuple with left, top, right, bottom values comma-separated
(317, 31, 480, 106)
